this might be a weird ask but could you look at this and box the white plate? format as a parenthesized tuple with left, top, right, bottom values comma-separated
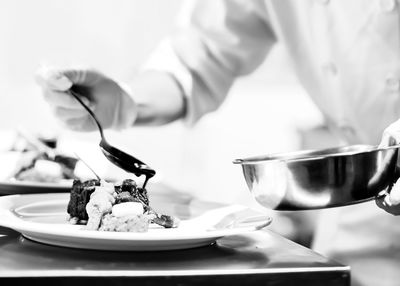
(0, 193, 272, 251)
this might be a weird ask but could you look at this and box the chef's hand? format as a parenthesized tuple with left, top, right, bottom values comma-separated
(376, 119, 400, 215)
(35, 67, 137, 131)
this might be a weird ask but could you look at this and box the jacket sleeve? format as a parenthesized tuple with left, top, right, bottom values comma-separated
(143, 0, 277, 124)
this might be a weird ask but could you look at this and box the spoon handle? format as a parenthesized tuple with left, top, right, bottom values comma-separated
(72, 152, 101, 181)
(68, 89, 105, 140)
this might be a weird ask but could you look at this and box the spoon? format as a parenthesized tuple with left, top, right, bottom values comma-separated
(68, 89, 156, 188)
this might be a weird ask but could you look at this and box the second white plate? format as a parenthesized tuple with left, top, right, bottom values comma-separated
(0, 180, 72, 195)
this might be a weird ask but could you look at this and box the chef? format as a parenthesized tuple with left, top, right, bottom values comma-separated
(36, 1, 400, 285)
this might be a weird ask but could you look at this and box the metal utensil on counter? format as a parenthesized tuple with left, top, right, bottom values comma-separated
(234, 145, 400, 210)
(182, 205, 272, 232)
(68, 89, 156, 188)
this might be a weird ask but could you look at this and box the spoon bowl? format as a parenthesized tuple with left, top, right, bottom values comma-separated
(100, 139, 156, 178)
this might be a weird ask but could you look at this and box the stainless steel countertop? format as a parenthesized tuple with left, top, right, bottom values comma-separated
(0, 227, 350, 286)
(0, 183, 350, 286)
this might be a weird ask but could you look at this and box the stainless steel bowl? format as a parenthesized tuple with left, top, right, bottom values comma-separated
(233, 145, 400, 210)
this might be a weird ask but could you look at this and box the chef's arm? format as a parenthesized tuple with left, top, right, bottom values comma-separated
(37, 0, 276, 131)
(137, 0, 277, 125)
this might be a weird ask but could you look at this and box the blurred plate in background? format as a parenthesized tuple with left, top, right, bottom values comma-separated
(0, 180, 72, 195)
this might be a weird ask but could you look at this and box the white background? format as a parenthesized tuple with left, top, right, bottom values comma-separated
(0, 0, 323, 207)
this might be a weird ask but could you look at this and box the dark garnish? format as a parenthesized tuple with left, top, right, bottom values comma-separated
(67, 179, 100, 221)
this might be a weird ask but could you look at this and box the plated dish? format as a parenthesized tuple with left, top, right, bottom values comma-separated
(0, 150, 76, 195)
(0, 145, 76, 196)
(0, 193, 271, 251)
(67, 178, 180, 233)
(0, 130, 89, 195)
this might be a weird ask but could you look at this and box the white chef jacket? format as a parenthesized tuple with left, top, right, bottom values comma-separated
(144, 1, 400, 285)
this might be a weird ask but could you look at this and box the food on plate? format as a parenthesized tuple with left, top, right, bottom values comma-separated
(67, 178, 180, 232)
(67, 179, 100, 221)
(99, 212, 151, 232)
(11, 150, 78, 183)
(7, 131, 79, 183)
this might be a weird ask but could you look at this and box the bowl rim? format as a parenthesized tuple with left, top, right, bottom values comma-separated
(233, 144, 400, 165)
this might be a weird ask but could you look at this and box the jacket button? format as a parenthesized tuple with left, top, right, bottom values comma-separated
(321, 62, 338, 76)
(385, 74, 400, 92)
(316, 0, 330, 5)
(379, 0, 396, 12)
